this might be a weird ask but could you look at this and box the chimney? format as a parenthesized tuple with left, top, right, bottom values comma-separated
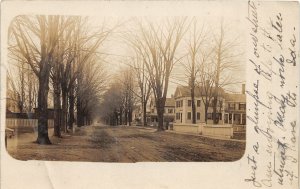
(242, 84, 245, 94)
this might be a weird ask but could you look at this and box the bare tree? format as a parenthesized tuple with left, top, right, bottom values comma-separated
(100, 80, 123, 125)
(9, 15, 75, 144)
(197, 49, 215, 123)
(182, 19, 207, 124)
(211, 22, 242, 124)
(126, 18, 187, 131)
(120, 67, 136, 126)
(76, 54, 108, 126)
(130, 55, 152, 126)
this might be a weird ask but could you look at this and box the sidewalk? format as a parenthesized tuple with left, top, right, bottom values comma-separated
(165, 129, 246, 142)
(123, 125, 246, 143)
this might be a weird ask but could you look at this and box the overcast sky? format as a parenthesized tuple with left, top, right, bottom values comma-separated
(90, 3, 247, 97)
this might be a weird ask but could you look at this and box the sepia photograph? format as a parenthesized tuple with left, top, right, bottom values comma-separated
(1, 1, 298, 188)
(5, 12, 247, 162)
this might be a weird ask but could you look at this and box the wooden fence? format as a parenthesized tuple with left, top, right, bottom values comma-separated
(6, 118, 54, 129)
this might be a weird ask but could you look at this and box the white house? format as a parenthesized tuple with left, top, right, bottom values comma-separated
(174, 85, 246, 125)
(148, 97, 175, 125)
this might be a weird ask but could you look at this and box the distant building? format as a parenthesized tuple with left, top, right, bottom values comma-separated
(174, 86, 225, 124)
(174, 84, 246, 125)
(223, 86, 246, 125)
(147, 96, 175, 125)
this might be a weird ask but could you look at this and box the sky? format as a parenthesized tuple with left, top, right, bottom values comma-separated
(7, 1, 248, 98)
(89, 4, 247, 97)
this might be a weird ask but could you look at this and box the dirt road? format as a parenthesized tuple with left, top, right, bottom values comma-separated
(7, 125, 245, 162)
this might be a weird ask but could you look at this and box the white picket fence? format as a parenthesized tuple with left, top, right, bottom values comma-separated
(6, 118, 54, 129)
(202, 125, 233, 139)
(173, 124, 200, 134)
(173, 123, 234, 139)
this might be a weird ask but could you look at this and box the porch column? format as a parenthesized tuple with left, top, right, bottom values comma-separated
(240, 113, 243, 125)
(227, 113, 229, 124)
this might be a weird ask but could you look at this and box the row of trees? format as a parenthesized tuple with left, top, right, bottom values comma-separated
(8, 16, 110, 144)
(100, 68, 137, 126)
(7, 16, 242, 140)
(101, 18, 242, 129)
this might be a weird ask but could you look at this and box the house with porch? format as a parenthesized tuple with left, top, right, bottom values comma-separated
(174, 86, 226, 124)
(223, 93, 246, 125)
(174, 84, 246, 126)
(147, 96, 175, 126)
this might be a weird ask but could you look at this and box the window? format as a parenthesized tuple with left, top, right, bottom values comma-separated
(176, 113, 180, 120)
(207, 113, 212, 120)
(188, 100, 192, 107)
(187, 112, 192, 120)
(239, 103, 246, 110)
(176, 100, 183, 108)
(197, 100, 201, 107)
(197, 112, 200, 120)
(168, 109, 173, 114)
(228, 103, 235, 110)
(211, 113, 222, 120)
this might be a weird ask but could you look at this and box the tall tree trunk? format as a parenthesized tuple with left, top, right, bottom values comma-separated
(53, 82, 61, 137)
(128, 108, 132, 126)
(191, 83, 196, 124)
(119, 107, 123, 125)
(36, 67, 51, 144)
(76, 97, 84, 127)
(68, 87, 75, 130)
(204, 104, 209, 124)
(143, 100, 147, 126)
(190, 53, 196, 124)
(156, 98, 165, 131)
(28, 74, 33, 112)
(124, 108, 128, 125)
(61, 89, 67, 132)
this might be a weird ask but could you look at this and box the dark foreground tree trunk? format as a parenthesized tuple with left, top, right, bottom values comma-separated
(53, 82, 61, 137)
(61, 90, 68, 132)
(68, 87, 75, 130)
(204, 104, 209, 124)
(128, 108, 132, 126)
(143, 101, 147, 126)
(212, 96, 219, 124)
(156, 98, 165, 131)
(191, 87, 196, 124)
(36, 69, 51, 145)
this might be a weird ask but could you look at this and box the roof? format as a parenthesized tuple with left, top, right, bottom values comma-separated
(174, 86, 226, 98)
(165, 98, 175, 107)
(150, 97, 175, 107)
(224, 93, 246, 102)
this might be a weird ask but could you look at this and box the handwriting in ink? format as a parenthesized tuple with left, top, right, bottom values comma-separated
(273, 55, 285, 88)
(247, 0, 259, 58)
(245, 154, 262, 187)
(270, 13, 283, 49)
(286, 28, 297, 66)
(261, 161, 272, 187)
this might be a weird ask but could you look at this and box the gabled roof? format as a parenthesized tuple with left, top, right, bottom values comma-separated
(174, 86, 225, 98)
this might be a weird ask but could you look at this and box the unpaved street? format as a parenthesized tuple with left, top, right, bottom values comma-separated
(7, 125, 245, 162)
